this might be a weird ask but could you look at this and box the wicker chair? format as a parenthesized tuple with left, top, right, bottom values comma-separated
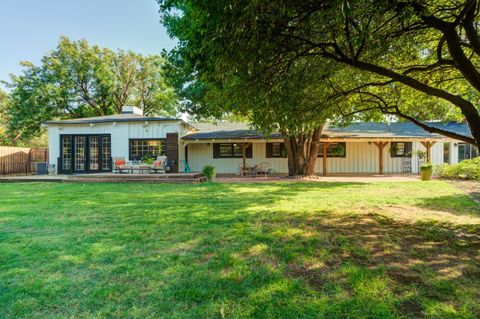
(238, 163, 250, 176)
(151, 156, 167, 174)
(113, 157, 132, 173)
(257, 162, 270, 177)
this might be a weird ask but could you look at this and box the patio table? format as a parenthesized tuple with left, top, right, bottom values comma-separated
(131, 165, 152, 174)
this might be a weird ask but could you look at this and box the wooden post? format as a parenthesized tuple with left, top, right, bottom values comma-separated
(421, 141, 436, 163)
(322, 142, 330, 176)
(373, 142, 388, 175)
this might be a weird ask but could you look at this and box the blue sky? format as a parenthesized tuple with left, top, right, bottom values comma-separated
(0, 0, 176, 90)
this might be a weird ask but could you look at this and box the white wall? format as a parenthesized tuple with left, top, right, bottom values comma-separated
(47, 120, 460, 175)
(47, 121, 186, 171)
(186, 140, 450, 174)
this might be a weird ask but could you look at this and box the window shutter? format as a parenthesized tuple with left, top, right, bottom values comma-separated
(390, 142, 396, 157)
(405, 142, 412, 156)
(246, 143, 253, 158)
(266, 143, 273, 158)
(213, 143, 220, 158)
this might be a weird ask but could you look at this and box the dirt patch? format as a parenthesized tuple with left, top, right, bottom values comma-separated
(375, 204, 480, 225)
(450, 180, 480, 203)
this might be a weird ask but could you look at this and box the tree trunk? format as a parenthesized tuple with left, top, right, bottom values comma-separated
(283, 125, 323, 177)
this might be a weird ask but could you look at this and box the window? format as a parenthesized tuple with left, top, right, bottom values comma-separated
(266, 142, 287, 158)
(390, 142, 412, 157)
(129, 139, 166, 160)
(459, 143, 479, 161)
(318, 142, 346, 158)
(213, 143, 253, 158)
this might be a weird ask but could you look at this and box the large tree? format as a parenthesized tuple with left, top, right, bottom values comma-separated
(4, 36, 178, 142)
(161, 0, 480, 147)
(160, 1, 343, 176)
(0, 89, 9, 143)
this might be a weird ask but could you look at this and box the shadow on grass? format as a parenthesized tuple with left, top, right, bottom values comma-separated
(1, 182, 480, 318)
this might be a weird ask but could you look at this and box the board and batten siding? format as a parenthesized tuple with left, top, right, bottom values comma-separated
(186, 141, 449, 174)
(47, 121, 186, 171)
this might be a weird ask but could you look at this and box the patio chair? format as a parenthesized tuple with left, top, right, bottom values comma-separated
(238, 163, 250, 176)
(257, 162, 270, 178)
(113, 157, 132, 174)
(151, 156, 167, 174)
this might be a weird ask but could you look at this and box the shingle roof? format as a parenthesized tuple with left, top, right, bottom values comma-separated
(184, 122, 282, 140)
(182, 121, 472, 140)
(43, 113, 193, 127)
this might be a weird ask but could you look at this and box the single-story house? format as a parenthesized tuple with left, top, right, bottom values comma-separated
(43, 106, 478, 175)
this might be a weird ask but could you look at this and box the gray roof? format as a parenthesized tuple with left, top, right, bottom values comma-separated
(182, 121, 472, 140)
(184, 122, 282, 140)
(43, 113, 192, 127)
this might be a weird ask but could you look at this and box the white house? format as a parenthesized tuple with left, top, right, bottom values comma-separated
(44, 106, 478, 175)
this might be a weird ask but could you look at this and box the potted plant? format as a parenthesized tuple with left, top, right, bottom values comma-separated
(142, 155, 154, 165)
(202, 165, 216, 182)
(420, 163, 433, 181)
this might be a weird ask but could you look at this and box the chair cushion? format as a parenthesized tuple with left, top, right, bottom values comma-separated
(115, 160, 126, 166)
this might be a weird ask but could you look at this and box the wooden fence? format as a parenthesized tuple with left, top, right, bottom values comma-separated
(0, 147, 48, 176)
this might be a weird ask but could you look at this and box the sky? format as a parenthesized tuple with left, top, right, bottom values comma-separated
(0, 0, 177, 90)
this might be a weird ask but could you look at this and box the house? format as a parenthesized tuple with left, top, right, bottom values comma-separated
(44, 106, 477, 175)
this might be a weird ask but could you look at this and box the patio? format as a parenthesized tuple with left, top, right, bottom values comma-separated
(0, 172, 207, 184)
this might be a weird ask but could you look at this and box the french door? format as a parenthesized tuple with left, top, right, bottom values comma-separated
(60, 135, 111, 173)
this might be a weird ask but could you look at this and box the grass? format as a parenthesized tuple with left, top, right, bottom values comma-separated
(0, 180, 479, 319)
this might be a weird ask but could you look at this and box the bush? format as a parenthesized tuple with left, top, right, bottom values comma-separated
(420, 163, 433, 171)
(202, 165, 216, 180)
(434, 158, 480, 180)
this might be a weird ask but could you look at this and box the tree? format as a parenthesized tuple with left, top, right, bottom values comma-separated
(4, 36, 178, 142)
(163, 0, 479, 147)
(0, 89, 9, 143)
(160, 1, 343, 176)
(134, 55, 178, 116)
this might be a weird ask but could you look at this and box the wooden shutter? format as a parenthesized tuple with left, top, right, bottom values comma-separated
(266, 143, 273, 158)
(246, 143, 253, 158)
(213, 143, 220, 158)
(405, 142, 413, 156)
(166, 133, 179, 173)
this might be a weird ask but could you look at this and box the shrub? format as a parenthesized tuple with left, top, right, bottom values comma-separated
(434, 158, 480, 180)
(202, 165, 216, 180)
(420, 163, 433, 171)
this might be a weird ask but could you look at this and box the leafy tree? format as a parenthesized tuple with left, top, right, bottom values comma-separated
(5, 36, 178, 142)
(160, 1, 343, 176)
(0, 89, 9, 143)
(162, 0, 480, 147)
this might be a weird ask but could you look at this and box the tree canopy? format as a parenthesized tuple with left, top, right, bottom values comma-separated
(159, 0, 480, 148)
(160, 1, 352, 175)
(4, 36, 178, 143)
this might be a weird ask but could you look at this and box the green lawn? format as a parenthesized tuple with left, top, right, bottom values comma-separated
(1, 181, 479, 319)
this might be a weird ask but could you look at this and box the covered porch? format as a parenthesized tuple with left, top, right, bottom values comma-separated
(181, 137, 446, 176)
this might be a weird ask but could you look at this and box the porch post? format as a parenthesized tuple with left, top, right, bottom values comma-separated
(421, 141, 436, 163)
(322, 142, 330, 176)
(373, 141, 387, 175)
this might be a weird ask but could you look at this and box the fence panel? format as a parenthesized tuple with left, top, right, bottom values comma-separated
(0, 147, 48, 176)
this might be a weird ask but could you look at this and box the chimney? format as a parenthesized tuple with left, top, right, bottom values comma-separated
(121, 105, 143, 116)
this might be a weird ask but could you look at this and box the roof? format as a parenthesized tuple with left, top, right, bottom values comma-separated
(182, 121, 472, 140)
(183, 122, 282, 140)
(43, 113, 194, 128)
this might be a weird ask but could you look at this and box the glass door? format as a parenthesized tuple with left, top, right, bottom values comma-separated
(101, 136, 111, 172)
(88, 136, 100, 172)
(74, 136, 86, 173)
(61, 136, 73, 173)
(60, 135, 111, 173)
